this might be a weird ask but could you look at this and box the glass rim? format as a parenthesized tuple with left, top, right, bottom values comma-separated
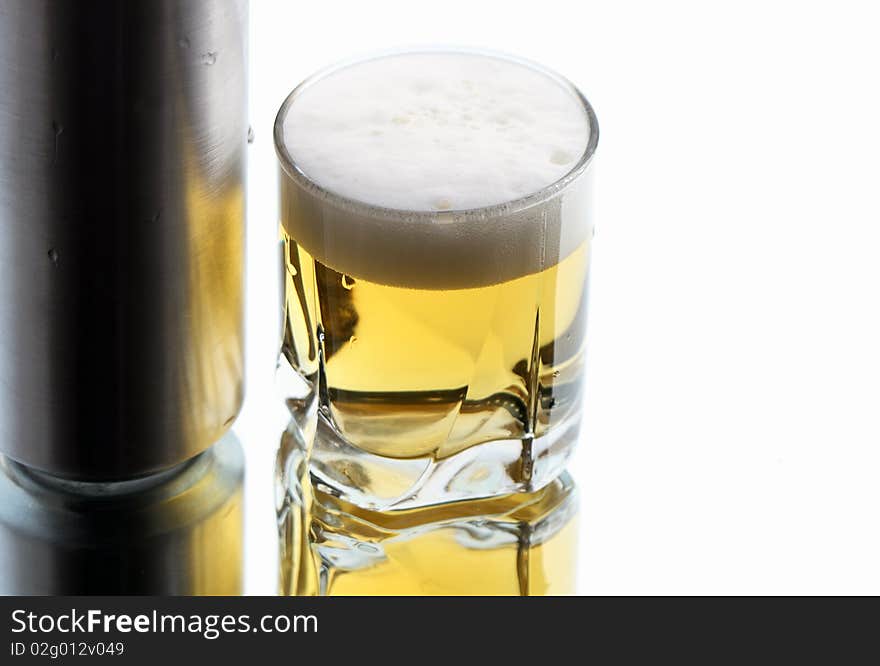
(273, 46, 599, 223)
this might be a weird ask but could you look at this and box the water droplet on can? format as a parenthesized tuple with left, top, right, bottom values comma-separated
(201, 51, 217, 66)
(247, 126, 255, 144)
(48, 248, 59, 266)
(51, 122, 63, 164)
(341, 275, 356, 290)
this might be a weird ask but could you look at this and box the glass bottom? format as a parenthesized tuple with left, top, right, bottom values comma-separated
(277, 354, 580, 511)
(310, 412, 578, 511)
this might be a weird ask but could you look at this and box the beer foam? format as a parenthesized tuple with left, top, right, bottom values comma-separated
(281, 52, 590, 211)
(277, 51, 596, 288)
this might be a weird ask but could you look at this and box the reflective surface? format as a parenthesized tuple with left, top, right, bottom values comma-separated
(0, 0, 248, 479)
(277, 412, 577, 596)
(228, 2, 880, 596)
(0, 433, 244, 595)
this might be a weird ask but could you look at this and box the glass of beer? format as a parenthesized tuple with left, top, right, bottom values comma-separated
(275, 49, 598, 510)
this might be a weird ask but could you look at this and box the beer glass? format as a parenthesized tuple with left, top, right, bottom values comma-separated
(275, 49, 598, 509)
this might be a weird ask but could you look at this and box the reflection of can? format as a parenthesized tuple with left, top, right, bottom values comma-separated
(0, 433, 243, 595)
(0, 0, 248, 480)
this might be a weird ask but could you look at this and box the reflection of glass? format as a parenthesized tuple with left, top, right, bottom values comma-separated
(275, 50, 597, 510)
(278, 415, 577, 596)
(0, 433, 244, 595)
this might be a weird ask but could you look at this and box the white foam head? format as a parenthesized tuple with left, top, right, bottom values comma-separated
(281, 51, 590, 211)
(276, 50, 597, 288)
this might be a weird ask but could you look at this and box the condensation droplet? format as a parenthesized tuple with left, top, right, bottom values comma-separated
(48, 248, 59, 266)
(178, 37, 190, 49)
(341, 275, 356, 290)
(348, 335, 357, 345)
(51, 122, 63, 164)
(201, 51, 217, 66)
(247, 126, 255, 144)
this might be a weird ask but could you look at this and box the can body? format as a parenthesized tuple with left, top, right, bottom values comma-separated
(0, 0, 248, 479)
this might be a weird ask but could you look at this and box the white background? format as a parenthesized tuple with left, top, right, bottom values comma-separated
(238, 0, 880, 595)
